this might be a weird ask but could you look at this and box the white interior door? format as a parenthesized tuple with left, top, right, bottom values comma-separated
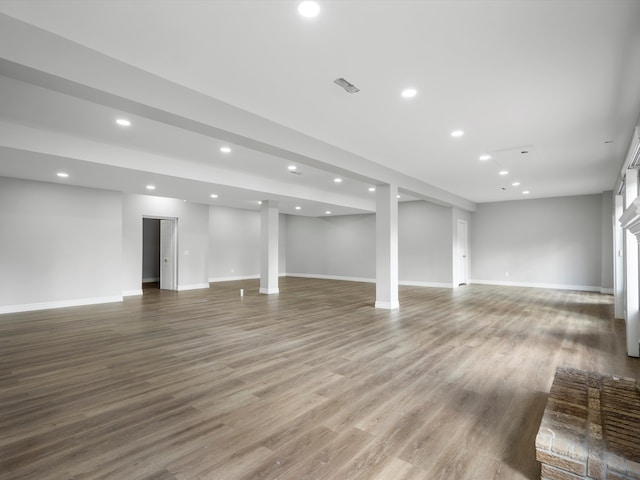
(457, 219, 469, 286)
(160, 218, 177, 290)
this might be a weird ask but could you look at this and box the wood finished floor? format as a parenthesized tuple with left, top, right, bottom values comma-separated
(1, 278, 638, 480)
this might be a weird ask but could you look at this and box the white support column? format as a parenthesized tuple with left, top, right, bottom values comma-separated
(259, 200, 279, 295)
(623, 170, 639, 357)
(614, 194, 624, 319)
(375, 184, 399, 309)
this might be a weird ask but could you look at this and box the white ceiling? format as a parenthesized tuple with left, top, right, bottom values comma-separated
(1, 0, 639, 214)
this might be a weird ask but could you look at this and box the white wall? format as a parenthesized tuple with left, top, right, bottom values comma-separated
(400, 201, 455, 286)
(0, 177, 123, 312)
(601, 191, 614, 292)
(470, 194, 604, 290)
(286, 214, 376, 280)
(208, 206, 286, 281)
(286, 201, 457, 286)
(122, 194, 209, 294)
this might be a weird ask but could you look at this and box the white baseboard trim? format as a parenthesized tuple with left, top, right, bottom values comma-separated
(471, 279, 602, 292)
(0, 295, 123, 315)
(399, 280, 454, 289)
(123, 289, 143, 297)
(209, 274, 260, 283)
(259, 287, 280, 294)
(285, 273, 454, 289)
(375, 300, 400, 310)
(177, 283, 210, 291)
(285, 273, 376, 283)
(600, 288, 614, 295)
(142, 277, 160, 283)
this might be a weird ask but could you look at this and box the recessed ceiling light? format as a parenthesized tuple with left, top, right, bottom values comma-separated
(288, 165, 297, 171)
(479, 154, 492, 161)
(210, 194, 218, 198)
(146, 185, 155, 190)
(56, 172, 69, 178)
(325, 210, 332, 215)
(116, 118, 131, 127)
(401, 88, 417, 99)
(397, 195, 401, 199)
(523, 190, 530, 195)
(499, 170, 508, 176)
(368, 187, 376, 192)
(258, 200, 262, 204)
(298, 1, 320, 18)
(512, 182, 521, 187)
(220, 146, 231, 153)
(334, 178, 342, 183)
(451, 130, 464, 138)
(295, 206, 301, 210)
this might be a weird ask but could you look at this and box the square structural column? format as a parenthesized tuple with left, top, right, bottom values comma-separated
(614, 194, 624, 319)
(622, 169, 639, 357)
(260, 200, 279, 295)
(375, 184, 399, 309)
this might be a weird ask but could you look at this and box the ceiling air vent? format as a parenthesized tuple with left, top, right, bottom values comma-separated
(334, 77, 360, 94)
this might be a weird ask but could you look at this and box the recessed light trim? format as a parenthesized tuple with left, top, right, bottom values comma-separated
(288, 165, 297, 171)
(368, 187, 376, 192)
(210, 194, 218, 198)
(334, 178, 342, 183)
(325, 210, 332, 215)
(295, 206, 301, 210)
(56, 172, 69, 178)
(116, 118, 131, 127)
(451, 130, 464, 138)
(479, 154, 492, 161)
(499, 170, 509, 176)
(220, 146, 231, 153)
(523, 190, 530, 195)
(401, 88, 417, 99)
(146, 185, 156, 190)
(512, 182, 521, 187)
(298, 1, 320, 17)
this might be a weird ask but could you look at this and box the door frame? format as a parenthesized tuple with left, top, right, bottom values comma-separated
(142, 216, 178, 291)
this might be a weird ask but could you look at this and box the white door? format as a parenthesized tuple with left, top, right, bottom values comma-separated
(457, 219, 469, 286)
(160, 218, 177, 290)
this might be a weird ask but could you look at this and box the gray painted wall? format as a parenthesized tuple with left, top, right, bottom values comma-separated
(122, 194, 209, 293)
(208, 206, 286, 281)
(470, 194, 604, 289)
(0, 177, 122, 309)
(287, 213, 376, 279)
(286, 201, 456, 285)
(601, 191, 614, 290)
(142, 218, 160, 282)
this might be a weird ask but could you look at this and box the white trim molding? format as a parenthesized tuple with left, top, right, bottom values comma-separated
(123, 289, 143, 297)
(177, 283, 210, 292)
(619, 195, 640, 237)
(286, 273, 375, 283)
(375, 300, 400, 310)
(0, 295, 123, 315)
(209, 274, 260, 283)
(471, 279, 601, 292)
(400, 280, 454, 289)
(259, 287, 280, 294)
(600, 288, 614, 295)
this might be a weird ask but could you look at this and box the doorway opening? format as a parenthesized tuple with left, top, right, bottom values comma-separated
(142, 217, 178, 291)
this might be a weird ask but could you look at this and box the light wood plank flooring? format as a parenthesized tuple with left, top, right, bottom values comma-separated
(0, 278, 638, 480)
